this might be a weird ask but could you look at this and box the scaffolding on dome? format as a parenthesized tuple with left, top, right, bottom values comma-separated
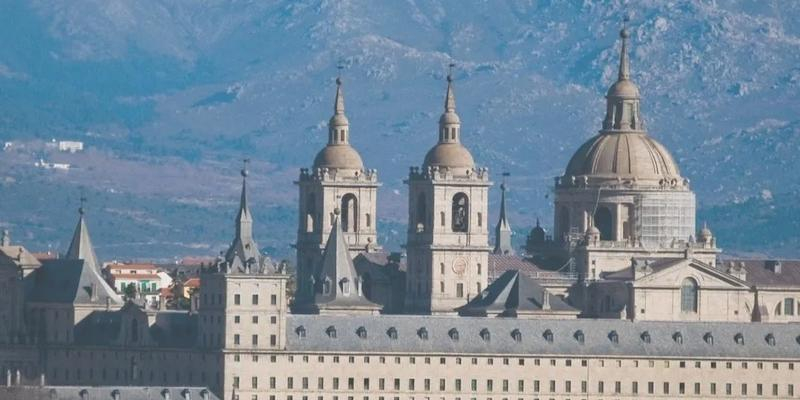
(635, 191, 696, 248)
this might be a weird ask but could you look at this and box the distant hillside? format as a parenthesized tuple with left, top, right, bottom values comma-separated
(0, 0, 798, 260)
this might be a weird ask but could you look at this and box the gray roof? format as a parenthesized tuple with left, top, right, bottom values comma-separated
(458, 270, 578, 317)
(726, 259, 800, 288)
(224, 171, 271, 274)
(312, 214, 379, 311)
(65, 211, 100, 272)
(0, 386, 217, 400)
(286, 314, 800, 359)
(488, 254, 576, 283)
(28, 259, 122, 306)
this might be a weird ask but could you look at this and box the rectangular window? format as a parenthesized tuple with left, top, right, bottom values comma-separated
(664, 382, 670, 394)
(679, 382, 685, 394)
(347, 378, 354, 390)
(550, 380, 556, 393)
(710, 383, 716, 395)
(364, 378, 369, 390)
(486, 380, 493, 392)
(318, 378, 324, 390)
(234, 316, 240, 324)
(270, 335, 276, 346)
(234, 294, 241, 305)
(424, 379, 430, 391)
(518, 380, 524, 392)
(379, 379, 384, 390)
(742, 383, 748, 396)
(408, 379, 414, 390)
(333, 378, 339, 390)
(632, 381, 638, 394)
(789, 384, 794, 396)
(393, 379, 399, 391)
(502, 380, 509, 392)
(439, 379, 445, 391)
(773, 384, 779, 396)
(726, 383, 732, 395)
(252, 377, 258, 389)
(615, 381, 621, 394)
(287, 377, 293, 389)
(269, 377, 276, 389)
(695, 382, 700, 395)
(565, 381, 571, 393)
(471, 380, 477, 391)
(252, 335, 258, 345)
(233, 377, 240, 389)
(648, 382, 654, 394)
(456, 283, 464, 297)
(252, 316, 258, 324)
(757, 384, 762, 396)
(302, 377, 308, 389)
(252, 294, 259, 305)
(580, 381, 586, 393)
(455, 379, 461, 392)
(233, 334, 240, 345)
(271, 294, 277, 305)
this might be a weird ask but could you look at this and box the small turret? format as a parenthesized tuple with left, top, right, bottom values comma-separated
(493, 174, 514, 255)
(1, 229, 9, 246)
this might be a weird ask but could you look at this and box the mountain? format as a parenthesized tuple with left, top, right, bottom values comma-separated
(0, 0, 799, 261)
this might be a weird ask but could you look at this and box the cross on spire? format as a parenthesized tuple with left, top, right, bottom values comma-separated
(618, 16, 631, 81)
(79, 191, 87, 215)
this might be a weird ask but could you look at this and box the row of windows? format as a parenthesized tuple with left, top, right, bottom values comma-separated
(249, 354, 797, 372)
(232, 334, 278, 346)
(201, 293, 278, 307)
(232, 376, 797, 397)
(296, 324, 793, 347)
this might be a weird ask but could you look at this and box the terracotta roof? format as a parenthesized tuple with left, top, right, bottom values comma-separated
(182, 277, 200, 287)
(31, 252, 58, 261)
(111, 273, 160, 280)
(724, 259, 800, 288)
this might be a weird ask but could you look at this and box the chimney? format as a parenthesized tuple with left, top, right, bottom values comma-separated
(767, 260, 782, 274)
(6, 369, 11, 386)
(1, 229, 9, 246)
(542, 290, 551, 311)
(39, 372, 45, 387)
(15, 369, 20, 386)
(90, 283, 98, 302)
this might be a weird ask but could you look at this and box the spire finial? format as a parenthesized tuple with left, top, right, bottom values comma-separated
(444, 63, 456, 112)
(79, 191, 87, 215)
(334, 65, 345, 115)
(536, 217, 540, 227)
(618, 16, 631, 81)
(241, 158, 250, 178)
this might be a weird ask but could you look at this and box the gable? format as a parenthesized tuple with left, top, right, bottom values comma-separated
(636, 259, 750, 289)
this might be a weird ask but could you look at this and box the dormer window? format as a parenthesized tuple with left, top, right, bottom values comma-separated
(296, 326, 306, 338)
(323, 278, 332, 295)
(356, 326, 367, 339)
(387, 327, 398, 340)
(704, 332, 714, 345)
(418, 328, 428, 340)
(608, 330, 619, 344)
(340, 278, 350, 295)
(734, 333, 744, 345)
(448, 328, 459, 342)
(326, 326, 337, 339)
(574, 330, 585, 344)
(480, 328, 490, 342)
(641, 331, 651, 344)
(511, 329, 522, 343)
(673, 332, 683, 345)
(543, 329, 553, 343)
(766, 333, 776, 346)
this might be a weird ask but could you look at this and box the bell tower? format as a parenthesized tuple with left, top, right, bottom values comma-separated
(405, 67, 491, 314)
(295, 75, 380, 307)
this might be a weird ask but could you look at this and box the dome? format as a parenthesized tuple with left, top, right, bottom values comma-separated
(607, 79, 640, 98)
(439, 111, 460, 125)
(313, 144, 364, 171)
(423, 143, 474, 169)
(564, 132, 682, 183)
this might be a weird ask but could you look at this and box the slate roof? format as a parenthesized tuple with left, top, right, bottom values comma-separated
(65, 212, 100, 272)
(458, 270, 578, 317)
(725, 259, 800, 288)
(0, 386, 218, 400)
(28, 259, 122, 306)
(0, 245, 42, 270)
(488, 254, 576, 283)
(286, 314, 800, 359)
(73, 307, 197, 348)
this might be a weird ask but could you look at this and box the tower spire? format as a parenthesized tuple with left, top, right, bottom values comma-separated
(618, 18, 631, 81)
(438, 63, 461, 144)
(494, 172, 514, 255)
(66, 194, 100, 271)
(225, 160, 264, 273)
(236, 159, 252, 239)
(328, 67, 350, 145)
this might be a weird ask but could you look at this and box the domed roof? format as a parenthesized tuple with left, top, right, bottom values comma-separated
(565, 132, 681, 182)
(313, 144, 364, 171)
(607, 79, 640, 98)
(423, 143, 474, 169)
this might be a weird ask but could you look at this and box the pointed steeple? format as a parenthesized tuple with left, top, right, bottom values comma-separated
(438, 63, 461, 144)
(66, 196, 100, 271)
(601, 21, 644, 133)
(328, 73, 350, 145)
(225, 160, 266, 274)
(313, 208, 379, 313)
(494, 173, 514, 255)
(235, 159, 253, 240)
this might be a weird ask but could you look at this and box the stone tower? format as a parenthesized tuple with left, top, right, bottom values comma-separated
(295, 76, 380, 307)
(405, 69, 491, 314)
(493, 176, 514, 255)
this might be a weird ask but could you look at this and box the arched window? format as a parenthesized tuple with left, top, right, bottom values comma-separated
(387, 327, 398, 340)
(448, 328, 459, 341)
(511, 329, 522, 343)
(681, 278, 699, 313)
(734, 333, 744, 345)
(452, 193, 469, 232)
(305, 194, 316, 233)
(341, 194, 358, 233)
(415, 193, 427, 232)
(356, 326, 367, 339)
(480, 328, 490, 342)
(594, 206, 613, 240)
(784, 298, 795, 316)
(131, 319, 139, 343)
(543, 329, 553, 343)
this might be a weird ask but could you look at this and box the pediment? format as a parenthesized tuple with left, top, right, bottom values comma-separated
(636, 258, 750, 289)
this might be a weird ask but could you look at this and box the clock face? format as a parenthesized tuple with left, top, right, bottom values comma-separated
(452, 258, 467, 275)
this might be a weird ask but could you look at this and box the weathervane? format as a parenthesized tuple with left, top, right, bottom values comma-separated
(79, 189, 87, 215)
(241, 158, 250, 178)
